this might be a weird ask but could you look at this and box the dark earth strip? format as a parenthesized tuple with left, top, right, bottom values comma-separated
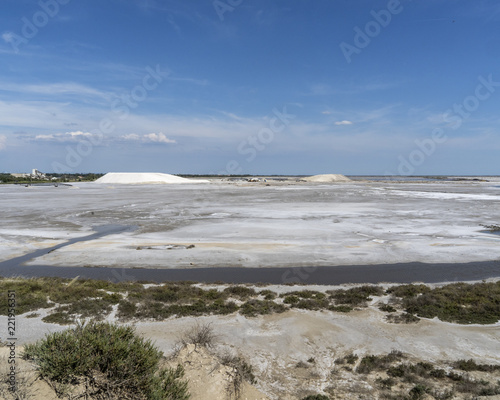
(1, 260, 499, 285)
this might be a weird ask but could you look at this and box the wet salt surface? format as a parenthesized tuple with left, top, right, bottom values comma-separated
(1, 179, 500, 283)
(0, 224, 134, 270)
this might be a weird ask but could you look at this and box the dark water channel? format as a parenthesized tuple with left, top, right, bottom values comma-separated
(1, 225, 499, 284)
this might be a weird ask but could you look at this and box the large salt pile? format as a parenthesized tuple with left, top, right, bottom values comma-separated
(95, 173, 209, 184)
(303, 174, 351, 183)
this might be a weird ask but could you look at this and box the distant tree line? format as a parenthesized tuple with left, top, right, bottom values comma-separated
(0, 173, 104, 183)
(0, 173, 19, 183)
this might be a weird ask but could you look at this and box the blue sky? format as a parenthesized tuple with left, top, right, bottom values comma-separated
(0, 0, 499, 175)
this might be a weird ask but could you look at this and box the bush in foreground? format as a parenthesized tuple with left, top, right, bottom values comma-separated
(22, 321, 189, 399)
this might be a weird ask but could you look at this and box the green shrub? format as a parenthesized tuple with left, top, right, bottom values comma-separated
(453, 359, 500, 372)
(328, 305, 353, 313)
(453, 375, 500, 395)
(60, 298, 113, 320)
(329, 285, 383, 306)
(376, 377, 396, 389)
(223, 286, 256, 299)
(283, 295, 300, 304)
(283, 290, 326, 300)
(208, 299, 238, 315)
(387, 284, 431, 298)
(447, 371, 464, 382)
(409, 384, 428, 399)
(102, 292, 122, 303)
(120, 296, 239, 321)
(0, 278, 52, 315)
(386, 312, 420, 324)
(387, 361, 444, 382)
(293, 298, 329, 310)
(136, 300, 173, 320)
(402, 282, 500, 324)
(49, 283, 102, 304)
(239, 300, 286, 317)
(356, 351, 405, 374)
(335, 353, 358, 365)
(22, 321, 189, 399)
(379, 303, 397, 313)
(117, 299, 138, 320)
(150, 287, 180, 303)
(203, 288, 227, 300)
(430, 368, 446, 379)
(41, 311, 74, 325)
(259, 290, 277, 300)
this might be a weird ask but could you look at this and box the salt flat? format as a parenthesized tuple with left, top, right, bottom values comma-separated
(0, 178, 499, 271)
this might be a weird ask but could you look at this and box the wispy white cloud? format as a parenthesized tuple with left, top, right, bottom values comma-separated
(31, 131, 99, 143)
(319, 105, 398, 127)
(122, 132, 176, 144)
(2, 32, 15, 43)
(166, 13, 181, 35)
(0, 100, 81, 130)
(0, 82, 112, 101)
(0, 98, 399, 147)
(122, 134, 140, 141)
(145, 132, 176, 143)
(21, 130, 177, 146)
(0, 134, 6, 150)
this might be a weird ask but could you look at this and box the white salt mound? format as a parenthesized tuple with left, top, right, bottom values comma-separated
(95, 172, 209, 184)
(303, 174, 351, 183)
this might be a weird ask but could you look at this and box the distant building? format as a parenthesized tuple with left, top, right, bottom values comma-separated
(31, 169, 46, 179)
(9, 170, 48, 180)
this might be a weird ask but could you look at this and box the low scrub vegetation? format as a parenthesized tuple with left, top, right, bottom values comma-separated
(2, 276, 500, 326)
(453, 359, 500, 372)
(335, 352, 359, 366)
(328, 285, 384, 306)
(240, 299, 287, 316)
(22, 321, 189, 399)
(356, 350, 405, 374)
(335, 350, 500, 399)
(388, 281, 500, 324)
(386, 312, 421, 324)
(378, 303, 397, 313)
